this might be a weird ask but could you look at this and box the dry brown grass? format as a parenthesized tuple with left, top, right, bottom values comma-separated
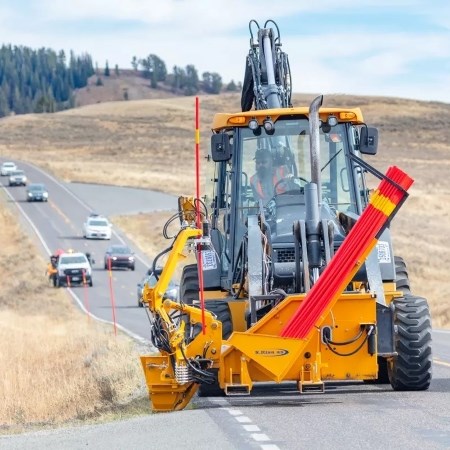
(0, 201, 147, 432)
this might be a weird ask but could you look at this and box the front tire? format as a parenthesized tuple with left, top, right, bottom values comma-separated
(374, 256, 413, 384)
(388, 295, 432, 391)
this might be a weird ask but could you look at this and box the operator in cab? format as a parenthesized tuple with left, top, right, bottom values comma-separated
(250, 147, 290, 204)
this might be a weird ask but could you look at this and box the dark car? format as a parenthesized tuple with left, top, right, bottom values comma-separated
(137, 268, 179, 307)
(104, 244, 135, 270)
(26, 183, 48, 202)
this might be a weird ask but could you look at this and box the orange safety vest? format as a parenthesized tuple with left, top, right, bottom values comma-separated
(250, 166, 288, 202)
(46, 262, 57, 276)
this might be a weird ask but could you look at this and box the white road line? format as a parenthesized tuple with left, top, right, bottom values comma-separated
(221, 407, 279, 448)
(243, 424, 261, 432)
(251, 433, 271, 442)
(235, 415, 252, 423)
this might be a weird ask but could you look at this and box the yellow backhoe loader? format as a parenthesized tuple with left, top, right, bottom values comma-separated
(140, 19, 432, 412)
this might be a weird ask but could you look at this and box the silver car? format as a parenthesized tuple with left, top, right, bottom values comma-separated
(8, 170, 27, 186)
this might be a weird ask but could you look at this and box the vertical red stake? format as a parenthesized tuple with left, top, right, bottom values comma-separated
(82, 269, 90, 322)
(107, 257, 117, 336)
(195, 96, 206, 334)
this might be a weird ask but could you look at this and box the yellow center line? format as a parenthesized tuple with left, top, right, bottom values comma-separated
(434, 358, 450, 368)
(49, 201, 74, 226)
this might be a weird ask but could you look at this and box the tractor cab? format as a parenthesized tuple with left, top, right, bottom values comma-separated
(206, 109, 382, 295)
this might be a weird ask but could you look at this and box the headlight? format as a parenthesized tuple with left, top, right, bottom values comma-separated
(28, 193, 32, 196)
(128, 256, 134, 261)
(112, 256, 117, 260)
(43, 192, 48, 198)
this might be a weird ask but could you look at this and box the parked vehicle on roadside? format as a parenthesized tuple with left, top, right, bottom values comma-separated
(55, 252, 93, 287)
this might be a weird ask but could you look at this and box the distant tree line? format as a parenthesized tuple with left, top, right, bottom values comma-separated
(0, 45, 94, 117)
(130, 54, 240, 96)
(0, 44, 240, 117)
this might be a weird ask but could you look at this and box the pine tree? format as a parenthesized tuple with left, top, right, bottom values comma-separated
(184, 64, 199, 95)
(226, 80, 237, 92)
(104, 61, 110, 77)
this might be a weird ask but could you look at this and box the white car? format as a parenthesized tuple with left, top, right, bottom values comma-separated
(83, 214, 112, 240)
(55, 252, 93, 287)
(1, 161, 17, 176)
(8, 170, 27, 186)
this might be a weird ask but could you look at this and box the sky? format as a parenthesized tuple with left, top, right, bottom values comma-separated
(1, 0, 450, 103)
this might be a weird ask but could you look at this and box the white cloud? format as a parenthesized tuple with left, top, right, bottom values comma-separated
(0, 1, 449, 102)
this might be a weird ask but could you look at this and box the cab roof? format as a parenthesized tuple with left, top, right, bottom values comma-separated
(211, 106, 364, 131)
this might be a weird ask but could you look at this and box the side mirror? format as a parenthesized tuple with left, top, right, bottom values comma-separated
(359, 127, 378, 155)
(211, 133, 231, 162)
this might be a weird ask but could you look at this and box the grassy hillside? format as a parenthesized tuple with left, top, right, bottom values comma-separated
(0, 92, 449, 327)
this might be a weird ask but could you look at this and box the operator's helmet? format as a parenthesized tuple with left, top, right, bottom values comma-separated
(253, 147, 272, 162)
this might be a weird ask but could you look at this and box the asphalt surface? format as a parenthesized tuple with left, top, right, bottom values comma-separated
(1, 159, 450, 450)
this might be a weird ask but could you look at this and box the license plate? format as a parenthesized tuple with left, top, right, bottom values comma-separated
(72, 277, 79, 281)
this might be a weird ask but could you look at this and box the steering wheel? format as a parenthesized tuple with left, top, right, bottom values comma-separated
(273, 176, 308, 196)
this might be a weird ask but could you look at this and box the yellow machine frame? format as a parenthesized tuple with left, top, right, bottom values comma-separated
(140, 223, 401, 412)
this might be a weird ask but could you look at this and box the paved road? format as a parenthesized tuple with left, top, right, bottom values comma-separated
(1, 159, 450, 450)
(0, 159, 178, 342)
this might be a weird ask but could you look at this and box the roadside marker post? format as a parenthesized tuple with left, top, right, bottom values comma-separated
(107, 257, 118, 336)
(82, 269, 91, 322)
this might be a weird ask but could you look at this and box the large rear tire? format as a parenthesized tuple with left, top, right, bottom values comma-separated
(388, 295, 432, 391)
(394, 256, 411, 295)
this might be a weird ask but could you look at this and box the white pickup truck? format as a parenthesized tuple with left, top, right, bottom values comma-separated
(55, 252, 93, 287)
